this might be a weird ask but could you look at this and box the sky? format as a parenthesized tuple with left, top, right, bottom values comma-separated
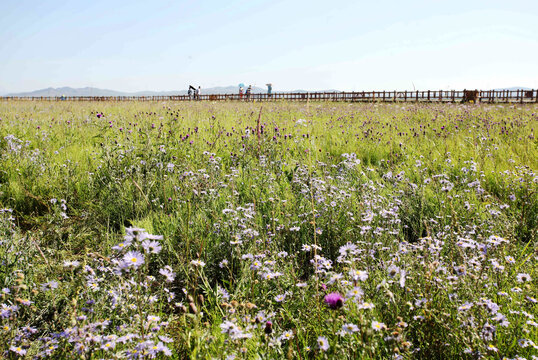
(1, 0, 537, 94)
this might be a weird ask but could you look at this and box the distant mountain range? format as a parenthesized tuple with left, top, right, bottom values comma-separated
(3, 86, 341, 97)
(2, 86, 533, 97)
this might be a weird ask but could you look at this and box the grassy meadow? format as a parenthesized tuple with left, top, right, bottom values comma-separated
(0, 100, 537, 359)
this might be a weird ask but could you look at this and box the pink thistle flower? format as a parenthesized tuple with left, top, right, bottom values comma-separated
(324, 292, 344, 310)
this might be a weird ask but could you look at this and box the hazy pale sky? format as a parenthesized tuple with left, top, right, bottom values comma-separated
(1, 0, 537, 93)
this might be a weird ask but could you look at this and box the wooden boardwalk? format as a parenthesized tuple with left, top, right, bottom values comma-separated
(1, 89, 537, 103)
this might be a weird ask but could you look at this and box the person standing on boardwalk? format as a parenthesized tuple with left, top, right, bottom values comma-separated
(188, 85, 196, 100)
(246, 85, 252, 101)
(266, 83, 272, 98)
(238, 83, 245, 100)
(195, 86, 201, 100)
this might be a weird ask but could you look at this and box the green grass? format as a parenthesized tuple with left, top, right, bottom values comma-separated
(0, 100, 536, 359)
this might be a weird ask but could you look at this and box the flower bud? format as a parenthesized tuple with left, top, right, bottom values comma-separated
(264, 321, 273, 334)
(189, 302, 198, 314)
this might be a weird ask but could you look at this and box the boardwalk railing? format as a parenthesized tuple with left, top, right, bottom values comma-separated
(1, 90, 537, 103)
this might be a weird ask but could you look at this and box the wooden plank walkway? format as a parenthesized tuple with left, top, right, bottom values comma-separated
(1, 89, 537, 103)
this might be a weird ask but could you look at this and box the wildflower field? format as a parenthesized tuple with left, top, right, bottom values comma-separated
(0, 100, 537, 359)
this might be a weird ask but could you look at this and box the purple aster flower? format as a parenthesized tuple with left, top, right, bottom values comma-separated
(346, 287, 363, 300)
(458, 302, 473, 312)
(399, 269, 407, 288)
(387, 264, 400, 278)
(40, 280, 59, 292)
(454, 265, 466, 276)
(250, 260, 262, 270)
(324, 292, 344, 310)
(372, 321, 387, 331)
(217, 286, 230, 300)
(63, 260, 81, 269)
(155, 342, 172, 356)
(358, 302, 375, 310)
(124, 251, 145, 268)
(125, 227, 152, 242)
(349, 269, 369, 281)
(279, 330, 294, 342)
(1, 304, 13, 318)
(147, 234, 164, 241)
(317, 336, 329, 351)
(505, 255, 515, 264)
(159, 266, 176, 282)
(112, 240, 132, 251)
(342, 323, 359, 334)
(10, 346, 26, 356)
(142, 240, 162, 254)
(190, 259, 205, 267)
(158, 335, 173, 343)
(101, 341, 116, 351)
(481, 323, 496, 341)
(516, 273, 532, 283)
